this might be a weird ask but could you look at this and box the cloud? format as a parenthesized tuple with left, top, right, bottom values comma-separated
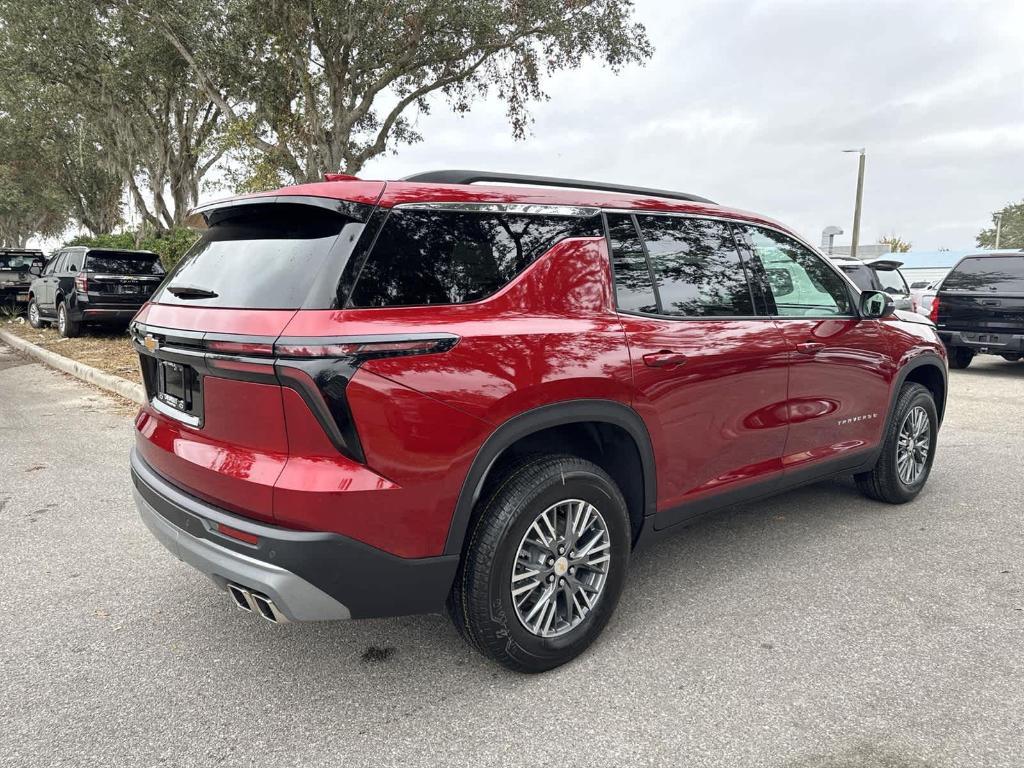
(365, 0, 1024, 249)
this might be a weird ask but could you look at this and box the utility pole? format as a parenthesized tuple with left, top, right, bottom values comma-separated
(843, 148, 866, 259)
(994, 212, 1002, 249)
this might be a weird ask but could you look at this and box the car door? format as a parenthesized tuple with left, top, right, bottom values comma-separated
(41, 251, 64, 312)
(606, 212, 791, 528)
(735, 224, 893, 479)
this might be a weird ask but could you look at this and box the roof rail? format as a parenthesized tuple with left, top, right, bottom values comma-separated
(401, 170, 715, 205)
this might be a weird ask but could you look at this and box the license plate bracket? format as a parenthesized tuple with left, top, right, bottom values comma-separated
(157, 360, 196, 413)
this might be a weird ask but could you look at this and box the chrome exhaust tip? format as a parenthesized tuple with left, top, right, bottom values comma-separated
(226, 583, 288, 623)
(227, 583, 254, 612)
(250, 593, 286, 623)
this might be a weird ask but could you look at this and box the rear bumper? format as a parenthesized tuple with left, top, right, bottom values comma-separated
(939, 330, 1024, 354)
(0, 286, 30, 302)
(73, 305, 142, 322)
(130, 448, 459, 621)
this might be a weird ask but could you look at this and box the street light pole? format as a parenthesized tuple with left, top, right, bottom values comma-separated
(843, 148, 866, 260)
(994, 212, 1003, 249)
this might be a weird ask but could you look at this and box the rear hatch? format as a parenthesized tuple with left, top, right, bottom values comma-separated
(81, 250, 165, 305)
(131, 194, 382, 521)
(0, 250, 42, 295)
(936, 254, 1024, 336)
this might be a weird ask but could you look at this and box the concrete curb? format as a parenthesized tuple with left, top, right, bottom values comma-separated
(0, 327, 146, 405)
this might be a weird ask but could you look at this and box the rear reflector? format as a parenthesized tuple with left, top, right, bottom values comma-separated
(216, 523, 259, 545)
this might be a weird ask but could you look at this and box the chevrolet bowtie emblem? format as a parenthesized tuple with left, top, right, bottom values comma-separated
(143, 334, 159, 352)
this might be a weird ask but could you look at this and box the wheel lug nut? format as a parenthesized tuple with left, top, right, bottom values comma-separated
(547, 558, 554, 566)
(558, 546, 564, 554)
(568, 567, 574, 574)
(548, 575, 554, 582)
(559, 578, 565, 585)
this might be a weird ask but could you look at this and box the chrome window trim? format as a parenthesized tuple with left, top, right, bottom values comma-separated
(392, 202, 601, 218)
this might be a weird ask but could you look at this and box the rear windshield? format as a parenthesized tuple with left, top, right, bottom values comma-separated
(346, 209, 600, 307)
(943, 256, 1024, 293)
(837, 263, 883, 292)
(85, 251, 164, 275)
(0, 252, 42, 270)
(156, 205, 356, 309)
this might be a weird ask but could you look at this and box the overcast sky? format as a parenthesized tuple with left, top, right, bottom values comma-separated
(362, 0, 1024, 251)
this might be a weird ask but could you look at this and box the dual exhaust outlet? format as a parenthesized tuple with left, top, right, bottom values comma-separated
(227, 583, 288, 623)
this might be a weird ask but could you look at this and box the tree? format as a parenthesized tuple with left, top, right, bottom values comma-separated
(878, 234, 912, 253)
(143, 0, 652, 188)
(977, 201, 1024, 249)
(0, 121, 70, 247)
(0, 0, 226, 230)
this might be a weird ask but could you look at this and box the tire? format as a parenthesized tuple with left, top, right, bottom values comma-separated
(57, 300, 80, 338)
(27, 298, 44, 329)
(1000, 354, 1021, 363)
(449, 454, 631, 673)
(948, 347, 973, 369)
(855, 383, 938, 504)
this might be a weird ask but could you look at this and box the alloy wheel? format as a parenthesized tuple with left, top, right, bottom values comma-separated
(511, 499, 611, 638)
(896, 405, 930, 485)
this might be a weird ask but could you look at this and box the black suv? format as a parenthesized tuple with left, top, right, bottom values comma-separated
(28, 246, 165, 336)
(0, 249, 45, 310)
(934, 251, 1024, 368)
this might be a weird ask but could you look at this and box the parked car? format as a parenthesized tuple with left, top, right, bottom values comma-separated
(129, 170, 947, 672)
(28, 246, 164, 336)
(0, 248, 45, 309)
(910, 274, 948, 318)
(933, 250, 1024, 368)
(829, 255, 913, 311)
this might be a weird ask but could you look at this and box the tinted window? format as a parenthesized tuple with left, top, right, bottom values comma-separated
(875, 268, 908, 296)
(838, 263, 882, 291)
(51, 253, 67, 274)
(943, 256, 1024, 293)
(634, 215, 754, 317)
(43, 255, 58, 276)
(156, 205, 354, 309)
(606, 213, 658, 314)
(0, 252, 41, 270)
(741, 226, 852, 316)
(348, 209, 597, 307)
(85, 251, 164, 275)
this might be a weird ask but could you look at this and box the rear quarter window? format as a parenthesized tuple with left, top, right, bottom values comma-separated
(943, 256, 1024, 293)
(346, 208, 601, 308)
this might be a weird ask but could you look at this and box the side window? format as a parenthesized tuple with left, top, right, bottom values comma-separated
(740, 226, 853, 316)
(635, 215, 755, 317)
(347, 209, 599, 307)
(605, 213, 658, 314)
(50, 253, 67, 275)
(43, 254, 59, 275)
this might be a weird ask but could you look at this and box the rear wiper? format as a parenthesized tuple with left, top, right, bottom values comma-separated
(167, 284, 218, 299)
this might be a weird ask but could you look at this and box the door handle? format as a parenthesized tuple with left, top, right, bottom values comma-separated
(795, 342, 826, 355)
(643, 350, 688, 368)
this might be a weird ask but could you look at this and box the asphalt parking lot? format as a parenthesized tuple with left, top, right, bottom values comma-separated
(1, 341, 1022, 768)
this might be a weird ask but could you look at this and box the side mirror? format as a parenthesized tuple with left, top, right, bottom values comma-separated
(861, 290, 895, 318)
(29, 264, 42, 276)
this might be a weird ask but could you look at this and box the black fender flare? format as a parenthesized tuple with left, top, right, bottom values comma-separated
(442, 399, 657, 556)
(886, 352, 948, 428)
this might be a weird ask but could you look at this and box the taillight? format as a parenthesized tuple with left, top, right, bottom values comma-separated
(74, 273, 88, 292)
(929, 297, 940, 323)
(274, 336, 457, 361)
(206, 340, 275, 356)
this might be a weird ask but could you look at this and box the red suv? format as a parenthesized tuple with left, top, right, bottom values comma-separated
(130, 170, 947, 671)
